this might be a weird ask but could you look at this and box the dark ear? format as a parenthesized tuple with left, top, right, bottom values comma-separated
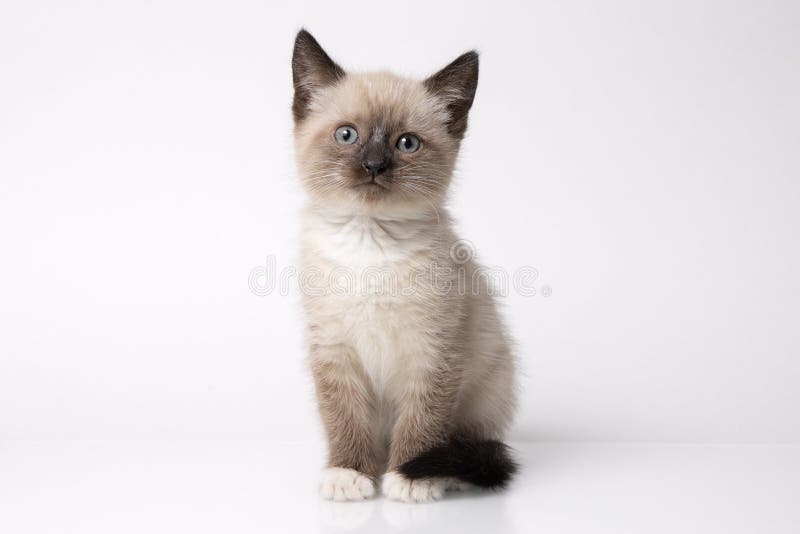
(292, 29, 345, 122)
(424, 51, 479, 138)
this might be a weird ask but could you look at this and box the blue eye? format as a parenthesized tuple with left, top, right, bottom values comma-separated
(396, 133, 421, 153)
(334, 126, 358, 144)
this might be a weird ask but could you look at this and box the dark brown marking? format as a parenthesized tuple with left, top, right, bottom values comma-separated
(424, 51, 479, 139)
(292, 29, 345, 122)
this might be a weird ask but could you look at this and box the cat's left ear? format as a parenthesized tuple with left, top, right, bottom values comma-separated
(292, 29, 345, 122)
(424, 51, 479, 139)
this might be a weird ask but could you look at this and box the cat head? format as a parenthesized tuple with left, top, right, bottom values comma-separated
(291, 29, 478, 216)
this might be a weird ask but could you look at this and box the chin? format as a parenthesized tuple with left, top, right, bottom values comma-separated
(307, 180, 444, 218)
(361, 195, 441, 218)
(351, 182, 389, 200)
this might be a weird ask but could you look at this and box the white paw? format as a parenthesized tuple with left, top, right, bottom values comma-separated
(318, 467, 376, 501)
(382, 471, 446, 503)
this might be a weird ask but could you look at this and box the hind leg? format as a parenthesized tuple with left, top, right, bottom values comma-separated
(452, 341, 517, 444)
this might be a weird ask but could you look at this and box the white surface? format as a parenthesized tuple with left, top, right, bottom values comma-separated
(1, 440, 798, 534)
(2, 0, 800, 443)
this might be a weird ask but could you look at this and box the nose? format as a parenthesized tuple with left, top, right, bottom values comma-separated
(362, 160, 388, 177)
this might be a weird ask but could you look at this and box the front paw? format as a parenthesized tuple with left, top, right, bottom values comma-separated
(382, 471, 446, 503)
(319, 467, 376, 501)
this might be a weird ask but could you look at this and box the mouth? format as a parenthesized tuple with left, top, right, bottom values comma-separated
(354, 176, 389, 190)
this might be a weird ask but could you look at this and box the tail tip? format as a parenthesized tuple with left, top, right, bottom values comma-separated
(399, 438, 518, 489)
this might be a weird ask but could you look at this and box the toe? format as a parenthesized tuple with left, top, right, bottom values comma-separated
(319, 467, 375, 502)
(383, 472, 447, 503)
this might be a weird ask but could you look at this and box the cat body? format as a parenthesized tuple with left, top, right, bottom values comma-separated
(291, 30, 517, 503)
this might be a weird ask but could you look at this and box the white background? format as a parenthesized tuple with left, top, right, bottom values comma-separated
(1, 0, 798, 445)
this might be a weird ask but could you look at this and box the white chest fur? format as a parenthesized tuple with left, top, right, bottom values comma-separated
(302, 210, 440, 398)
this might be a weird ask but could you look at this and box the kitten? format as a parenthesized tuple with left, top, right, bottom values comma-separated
(291, 29, 517, 503)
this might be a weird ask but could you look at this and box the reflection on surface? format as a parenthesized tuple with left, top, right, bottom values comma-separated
(318, 488, 514, 533)
(4, 442, 797, 534)
(318, 500, 376, 531)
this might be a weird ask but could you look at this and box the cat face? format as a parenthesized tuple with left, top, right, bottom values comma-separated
(291, 30, 478, 215)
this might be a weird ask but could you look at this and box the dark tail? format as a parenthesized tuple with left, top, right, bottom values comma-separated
(398, 437, 518, 489)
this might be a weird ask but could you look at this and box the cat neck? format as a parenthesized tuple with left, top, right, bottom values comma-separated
(303, 204, 449, 266)
(306, 201, 445, 225)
